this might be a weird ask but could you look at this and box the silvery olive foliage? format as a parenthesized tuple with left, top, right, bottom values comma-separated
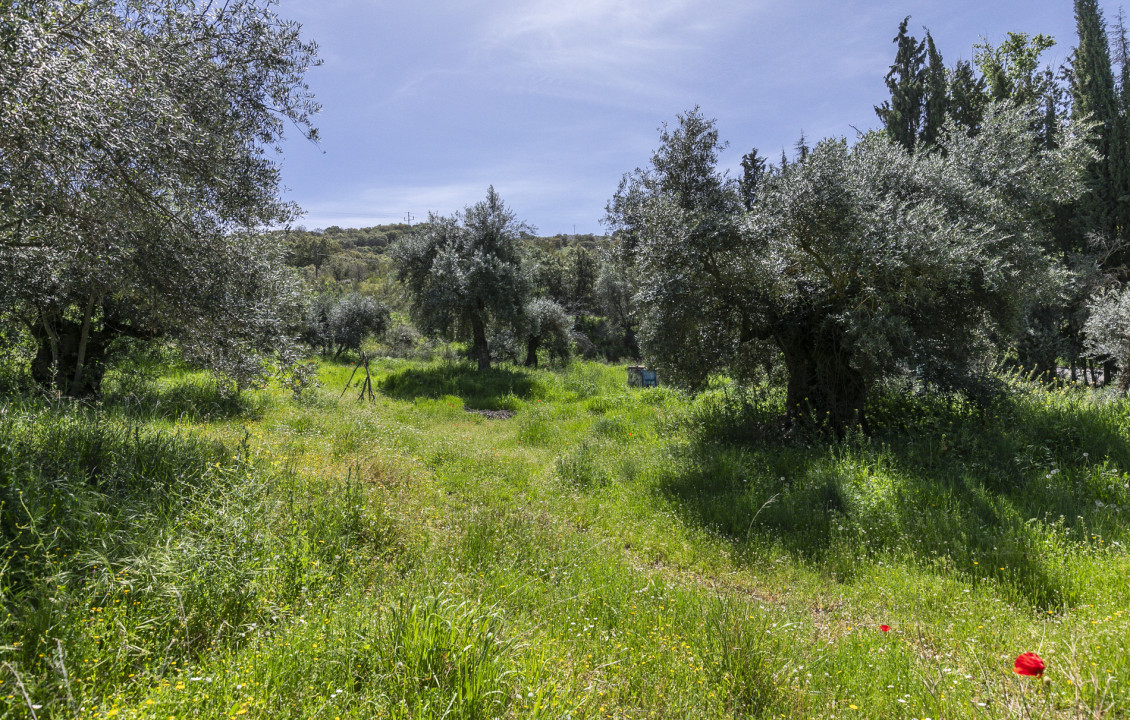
(1083, 286, 1130, 391)
(608, 104, 1093, 430)
(0, 0, 319, 395)
(521, 297, 573, 367)
(303, 293, 390, 357)
(393, 187, 529, 370)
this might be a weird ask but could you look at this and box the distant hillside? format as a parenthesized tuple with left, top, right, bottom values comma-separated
(283, 223, 609, 258)
(293, 223, 414, 251)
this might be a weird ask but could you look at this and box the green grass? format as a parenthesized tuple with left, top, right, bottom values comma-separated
(2, 358, 1129, 718)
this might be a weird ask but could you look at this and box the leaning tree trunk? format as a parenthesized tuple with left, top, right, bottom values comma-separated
(777, 324, 868, 435)
(469, 316, 491, 371)
(524, 335, 541, 367)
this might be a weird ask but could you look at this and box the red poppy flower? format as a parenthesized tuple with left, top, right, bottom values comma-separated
(1013, 652, 1046, 677)
(880, 624, 890, 632)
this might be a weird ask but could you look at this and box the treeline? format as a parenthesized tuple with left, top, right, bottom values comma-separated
(863, 4, 1130, 384)
(592, 1, 1130, 433)
(7, 0, 1130, 431)
(279, 220, 638, 365)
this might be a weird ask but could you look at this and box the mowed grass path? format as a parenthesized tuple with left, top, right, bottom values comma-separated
(2, 358, 1128, 718)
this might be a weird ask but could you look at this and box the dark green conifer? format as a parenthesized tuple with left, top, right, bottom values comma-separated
(919, 32, 949, 148)
(875, 17, 926, 152)
(948, 60, 987, 135)
(739, 148, 767, 210)
(794, 131, 810, 162)
(1111, 9, 1130, 246)
(1071, 0, 1118, 240)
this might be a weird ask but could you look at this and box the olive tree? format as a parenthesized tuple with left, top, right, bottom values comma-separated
(303, 293, 390, 357)
(521, 297, 573, 366)
(1083, 286, 1130, 392)
(393, 187, 528, 370)
(0, 0, 319, 395)
(609, 105, 1091, 431)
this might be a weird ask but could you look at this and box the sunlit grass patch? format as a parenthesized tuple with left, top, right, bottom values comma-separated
(4, 359, 1130, 718)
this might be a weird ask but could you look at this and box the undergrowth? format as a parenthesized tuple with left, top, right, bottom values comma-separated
(1, 359, 1128, 718)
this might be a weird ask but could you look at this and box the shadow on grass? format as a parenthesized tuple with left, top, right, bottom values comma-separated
(1, 401, 228, 584)
(379, 362, 538, 410)
(103, 375, 262, 422)
(658, 385, 1130, 610)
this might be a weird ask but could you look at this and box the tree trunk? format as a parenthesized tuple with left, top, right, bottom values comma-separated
(35, 312, 61, 388)
(624, 326, 640, 360)
(72, 292, 100, 393)
(1104, 359, 1116, 388)
(31, 315, 108, 397)
(777, 325, 868, 435)
(524, 335, 540, 367)
(470, 316, 490, 371)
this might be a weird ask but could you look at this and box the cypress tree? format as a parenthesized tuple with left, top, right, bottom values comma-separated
(1111, 9, 1130, 247)
(1039, 68, 1064, 151)
(794, 131, 810, 162)
(875, 17, 926, 152)
(919, 32, 949, 148)
(739, 148, 767, 211)
(948, 60, 987, 135)
(1071, 0, 1118, 241)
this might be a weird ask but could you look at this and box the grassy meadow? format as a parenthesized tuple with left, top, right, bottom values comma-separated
(2, 356, 1128, 718)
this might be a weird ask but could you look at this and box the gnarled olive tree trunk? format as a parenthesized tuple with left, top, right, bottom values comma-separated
(524, 335, 541, 367)
(776, 322, 868, 434)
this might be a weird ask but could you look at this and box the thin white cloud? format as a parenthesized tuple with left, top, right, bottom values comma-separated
(278, 0, 1087, 235)
(389, 0, 766, 108)
(293, 168, 587, 232)
(481, 0, 759, 96)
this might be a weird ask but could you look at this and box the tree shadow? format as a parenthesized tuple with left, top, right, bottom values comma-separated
(657, 388, 1130, 610)
(102, 374, 263, 422)
(378, 362, 538, 410)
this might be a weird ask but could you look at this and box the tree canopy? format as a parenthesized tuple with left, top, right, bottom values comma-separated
(0, 0, 319, 395)
(608, 105, 1092, 431)
(393, 187, 529, 370)
(521, 297, 573, 367)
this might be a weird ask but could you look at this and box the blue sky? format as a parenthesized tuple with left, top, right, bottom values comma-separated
(276, 1, 1104, 235)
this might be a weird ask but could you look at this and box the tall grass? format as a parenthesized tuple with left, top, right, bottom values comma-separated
(2, 359, 1129, 718)
(0, 397, 401, 717)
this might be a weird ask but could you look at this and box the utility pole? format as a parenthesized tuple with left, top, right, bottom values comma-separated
(404, 211, 414, 226)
